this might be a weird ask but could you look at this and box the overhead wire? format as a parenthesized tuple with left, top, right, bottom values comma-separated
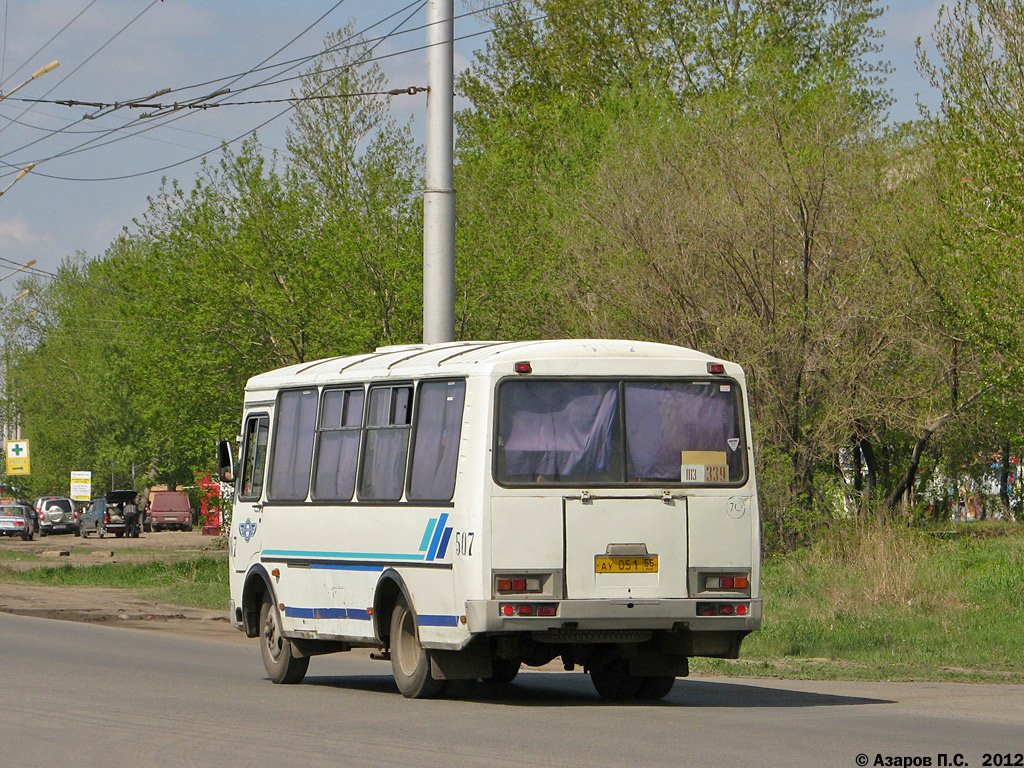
(2, 9, 529, 183)
(1, 0, 434, 182)
(0, 0, 161, 140)
(0, 102, 229, 146)
(0, 0, 99, 89)
(16, 0, 512, 110)
(0, 0, 518, 178)
(73, 0, 435, 105)
(0, 1, 451, 302)
(0, 0, 427, 176)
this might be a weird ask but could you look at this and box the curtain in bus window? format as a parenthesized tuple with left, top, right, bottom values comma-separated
(408, 380, 466, 501)
(268, 389, 318, 500)
(624, 382, 742, 482)
(498, 381, 618, 482)
(361, 431, 409, 500)
(360, 386, 412, 501)
(313, 389, 363, 500)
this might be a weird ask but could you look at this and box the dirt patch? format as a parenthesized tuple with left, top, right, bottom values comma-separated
(0, 530, 247, 644)
(2, 528, 220, 564)
(0, 582, 247, 643)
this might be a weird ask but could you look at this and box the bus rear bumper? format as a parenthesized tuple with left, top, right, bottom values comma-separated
(465, 598, 762, 634)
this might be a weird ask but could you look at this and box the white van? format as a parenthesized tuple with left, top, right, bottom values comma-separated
(220, 339, 761, 699)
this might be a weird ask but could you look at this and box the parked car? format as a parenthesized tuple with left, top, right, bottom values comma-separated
(147, 490, 192, 532)
(79, 490, 140, 538)
(33, 496, 76, 536)
(0, 502, 36, 540)
(72, 501, 89, 536)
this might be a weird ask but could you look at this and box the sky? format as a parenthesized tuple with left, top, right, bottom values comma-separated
(0, 0, 945, 296)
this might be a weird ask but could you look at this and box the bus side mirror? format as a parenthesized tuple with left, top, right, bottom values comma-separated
(217, 440, 235, 483)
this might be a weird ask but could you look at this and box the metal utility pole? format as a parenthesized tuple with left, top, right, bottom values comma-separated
(422, 0, 455, 344)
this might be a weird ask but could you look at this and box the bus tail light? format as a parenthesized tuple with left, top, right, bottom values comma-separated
(697, 602, 749, 617)
(701, 572, 751, 593)
(495, 575, 544, 594)
(500, 603, 557, 618)
(707, 362, 726, 374)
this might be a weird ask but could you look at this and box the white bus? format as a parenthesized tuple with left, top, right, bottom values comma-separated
(219, 339, 761, 699)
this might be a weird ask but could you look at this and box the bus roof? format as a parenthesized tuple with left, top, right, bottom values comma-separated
(244, 339, 737, 395)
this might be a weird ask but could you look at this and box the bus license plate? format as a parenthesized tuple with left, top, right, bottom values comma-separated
(595, 556, 658, 574)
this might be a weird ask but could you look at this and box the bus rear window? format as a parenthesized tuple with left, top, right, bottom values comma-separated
(496, 381, 620, 484)
(496, 379, 745, 486)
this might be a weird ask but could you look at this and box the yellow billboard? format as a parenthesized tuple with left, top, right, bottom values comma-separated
(5, 440, 30, 475)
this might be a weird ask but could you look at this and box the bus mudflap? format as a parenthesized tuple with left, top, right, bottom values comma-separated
(428, 637, 493, 680)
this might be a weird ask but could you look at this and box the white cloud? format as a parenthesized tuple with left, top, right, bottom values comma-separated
(0, 217, 54, 247)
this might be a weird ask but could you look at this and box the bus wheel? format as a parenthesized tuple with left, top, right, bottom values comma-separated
(260, 595, 309, 684)
(635, 675, 676, 700)
(486, 658, 521, 685)
(390, 598, 444, 698)
(589, 658, 643, 700)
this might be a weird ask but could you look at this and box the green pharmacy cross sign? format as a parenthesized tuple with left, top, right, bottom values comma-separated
(5, 440, 30, 475)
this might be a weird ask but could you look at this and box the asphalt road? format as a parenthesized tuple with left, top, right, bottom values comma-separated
(1, 612, 1021, 768)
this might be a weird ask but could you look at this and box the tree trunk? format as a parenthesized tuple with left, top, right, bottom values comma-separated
(887, 387, 992, 514)
(888, 434, 928, 512)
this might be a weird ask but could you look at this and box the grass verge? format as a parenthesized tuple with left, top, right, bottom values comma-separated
(693, 521, 1024, 682)
(0, 555, 229, 610)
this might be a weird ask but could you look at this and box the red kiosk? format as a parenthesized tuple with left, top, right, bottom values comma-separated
(198, 472, 222, 535)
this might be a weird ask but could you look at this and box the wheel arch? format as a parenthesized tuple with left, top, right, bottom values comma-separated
(373, 569, 414, 650)
(241, 564, 275, 639)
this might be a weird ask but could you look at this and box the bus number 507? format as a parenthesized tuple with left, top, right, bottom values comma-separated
(455, 531, 474, 556)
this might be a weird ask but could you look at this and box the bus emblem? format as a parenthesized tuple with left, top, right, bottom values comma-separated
(239, 518, 257, 543)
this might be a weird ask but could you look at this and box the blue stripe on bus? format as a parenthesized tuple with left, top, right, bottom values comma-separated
(419, 518, 437, 552)
(436, 526, 453, 559)
(284, 606, 372, 621)
(426, 513, 449, 561)
(264, 549, 425, 561)
(313, 607, 347, 619)
(417, 614, 459, 627)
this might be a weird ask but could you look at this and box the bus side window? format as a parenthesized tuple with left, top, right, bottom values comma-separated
(239, 415, 270, 500)
(408, 380, 466, 501)
(268, 389, 318, 502)
(359, 385, 413, 501)
(313, 387, 364, 501)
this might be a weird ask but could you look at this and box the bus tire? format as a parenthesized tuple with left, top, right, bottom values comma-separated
(390, 598, 444, 699)
(635, 675, 676, 700)
(589, 658, 643, 700)
(486, 658, 521, 685)
(259, 595, 308, 684)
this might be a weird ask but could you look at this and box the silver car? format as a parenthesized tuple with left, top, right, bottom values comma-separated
(33, 496, 76, 536)
(0, 502, 35, 540)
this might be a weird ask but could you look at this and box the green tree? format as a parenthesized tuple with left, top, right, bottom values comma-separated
(2, 25, 425, 497)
